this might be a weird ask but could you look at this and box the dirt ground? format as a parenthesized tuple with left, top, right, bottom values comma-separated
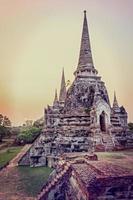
(0, 167, 35, 200)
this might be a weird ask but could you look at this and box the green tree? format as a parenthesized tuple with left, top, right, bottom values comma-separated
(33, 117, 44, 128)
(0, 126, 5, 142)
(16, 126, 41, 145)
(3, 116, 11, 127)
(0, 126, 9, 142)
(0, 114, 3, 125)
(0, 114, 11, 142)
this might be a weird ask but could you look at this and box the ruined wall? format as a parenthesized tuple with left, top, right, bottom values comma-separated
(18, 149, 30, 166)
(37, 157, 133, 200)
(37, 163, 72, 200)
(88, 176, 133, 200)
(66, 171, 89, 200)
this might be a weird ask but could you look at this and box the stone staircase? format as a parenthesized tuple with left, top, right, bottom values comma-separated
(102, 133, 115, 151)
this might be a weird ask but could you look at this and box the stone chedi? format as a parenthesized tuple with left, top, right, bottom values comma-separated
(20, 11, 130, 167)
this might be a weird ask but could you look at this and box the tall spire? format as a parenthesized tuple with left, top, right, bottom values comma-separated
(74, 10, 97, 77)
(113, 91, 118, 107)
(113, 91, 120, 112)
(53, 89, 58, 105)
(59, 68, 66, 102)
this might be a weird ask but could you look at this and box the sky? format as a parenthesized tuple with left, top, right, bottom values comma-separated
(0, 0, 133, 125)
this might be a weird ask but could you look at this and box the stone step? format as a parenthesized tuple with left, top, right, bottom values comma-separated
(101, 134, 115, 151)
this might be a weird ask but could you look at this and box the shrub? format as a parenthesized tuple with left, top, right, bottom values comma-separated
(16, 127, 41, 145)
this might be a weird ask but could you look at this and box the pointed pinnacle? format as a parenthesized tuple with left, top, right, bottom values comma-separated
(113, 91, 119, 108)
(77, 10, 94, 69)
(59, 68, 66, 102)
(84, 10, 87, 17)
(53, 89, 58, 104)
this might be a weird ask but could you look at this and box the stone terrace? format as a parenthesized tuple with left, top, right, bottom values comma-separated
(37, 151, 133, 200)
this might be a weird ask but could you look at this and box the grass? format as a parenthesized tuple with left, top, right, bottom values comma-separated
(0, 146, 22, 168)
(97, 150, 133, 170)
(0, 145, 53, 198)
(122, 151, 133, 156)
(0, 165, 53, 199)
(0, 149, 132, 199)
(17, 166, 53, 196)
(97, 152, 125, 160)
(97, 149, 133, 160)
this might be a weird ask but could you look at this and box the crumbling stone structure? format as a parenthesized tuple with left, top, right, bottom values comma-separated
(19, 11, 133, 167)
(37, 157, 133, 200)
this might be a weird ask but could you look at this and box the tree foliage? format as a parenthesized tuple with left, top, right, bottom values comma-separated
(0, 126, 7, 142)
(0, 114, 11, 142)
(0, 114, 11, 127)
(3, 116, 12, 127)
(16, 126, 41, 145)
(33, 117, 44, 128)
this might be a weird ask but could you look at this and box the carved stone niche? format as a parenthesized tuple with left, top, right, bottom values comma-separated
(95, 99, 111, 132)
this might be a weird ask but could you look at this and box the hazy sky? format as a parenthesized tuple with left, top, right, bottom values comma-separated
(0, 0, 133, 125)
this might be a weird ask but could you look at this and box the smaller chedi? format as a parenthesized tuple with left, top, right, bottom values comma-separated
(19, 11, 132, 167)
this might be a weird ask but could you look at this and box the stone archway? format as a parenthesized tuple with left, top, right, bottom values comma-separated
(100, 111, 106, 132)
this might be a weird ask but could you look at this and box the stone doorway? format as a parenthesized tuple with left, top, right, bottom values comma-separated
(100, 111, 106, 132)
